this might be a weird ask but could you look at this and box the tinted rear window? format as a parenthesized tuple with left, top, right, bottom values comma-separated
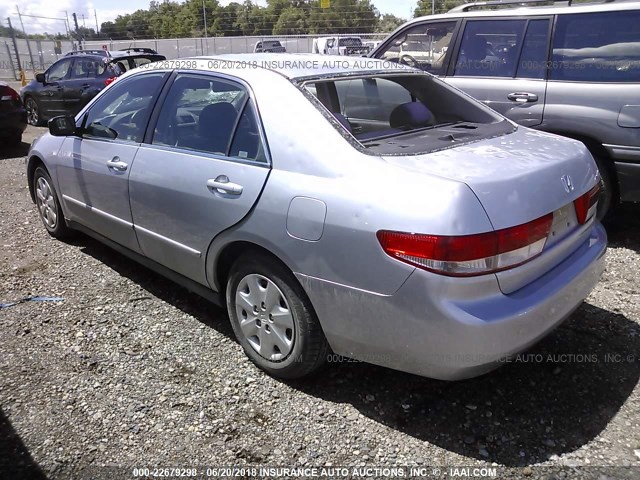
(550, 10, 640, 82)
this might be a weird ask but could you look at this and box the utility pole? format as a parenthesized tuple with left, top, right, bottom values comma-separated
(72, 12, 81, 49)
(94, 9, 99, 34)
(16, 5, 35, 73)
(202, 0, 208, 54)
(65, 11, 72, 40)
(81, 14, 86, 29)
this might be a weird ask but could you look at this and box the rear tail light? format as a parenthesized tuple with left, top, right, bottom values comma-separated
(104, 77, 117, 86)
(0, 86, 20, 103)
(377, 213, 553, 277)
(574, 183, 600, 224)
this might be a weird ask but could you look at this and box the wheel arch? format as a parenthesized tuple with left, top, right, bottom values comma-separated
(212, 240, 298, 296)
(27, 155, 47, 203)
(541, 130, 619, 200)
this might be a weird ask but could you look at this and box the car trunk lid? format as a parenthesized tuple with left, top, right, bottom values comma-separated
(382, 128, 600, 292)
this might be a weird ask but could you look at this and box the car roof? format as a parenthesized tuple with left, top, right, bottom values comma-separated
(196, 53, 415, 80)
(64, 49, 163, 60)
(410, 0, 639, 22)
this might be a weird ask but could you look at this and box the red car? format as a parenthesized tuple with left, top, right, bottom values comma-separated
(0, 82, 27, 146)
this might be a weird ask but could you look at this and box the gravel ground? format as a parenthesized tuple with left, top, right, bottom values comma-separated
(1, 125, 639, 480)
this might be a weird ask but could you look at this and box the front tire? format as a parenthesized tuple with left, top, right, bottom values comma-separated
(25, 96, 42, 126)
(33, 166, 72, 239)
(226, 253, 329, 379)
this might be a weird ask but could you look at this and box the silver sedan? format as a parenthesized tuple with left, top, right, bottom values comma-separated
(26, 54, 606, 380)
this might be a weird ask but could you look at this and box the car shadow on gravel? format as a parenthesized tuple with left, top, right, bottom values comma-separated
(0, 142, 30, 160)
(292, 303, 640, 466)
(0, 408, 48, 479)
(67, 236, 235, 339)
(605, 204, 640, 251)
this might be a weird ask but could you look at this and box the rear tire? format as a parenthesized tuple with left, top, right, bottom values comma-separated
(33, 166, 72, 239)
(226, 253, 329, 379)
(593, 155, 616, 221)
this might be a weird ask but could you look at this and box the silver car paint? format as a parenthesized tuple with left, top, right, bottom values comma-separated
(27, 57, 606, 379)
(371, 2, 640, 202)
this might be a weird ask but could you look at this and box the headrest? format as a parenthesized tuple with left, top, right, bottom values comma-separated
(198, 102, 238, 134)
(389, 102, 433, 129)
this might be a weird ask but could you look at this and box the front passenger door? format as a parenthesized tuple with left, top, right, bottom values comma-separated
(56, 72, 168, 253)
(39, 58, 73, 116)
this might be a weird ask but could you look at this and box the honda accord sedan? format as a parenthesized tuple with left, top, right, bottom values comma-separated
(26, 54, 606, 380)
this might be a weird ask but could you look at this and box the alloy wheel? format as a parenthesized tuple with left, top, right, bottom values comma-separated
(35, 176, 58, 229)
(26, 98, 39, 126)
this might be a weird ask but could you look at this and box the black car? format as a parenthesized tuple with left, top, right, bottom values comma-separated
(20, 48, 166, 126)
(254, 40, 286, 53)
(0, 81, 27, 145)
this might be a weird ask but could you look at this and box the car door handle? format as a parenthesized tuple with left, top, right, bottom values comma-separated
(507, 92, 538, 103)
(106, 157, 128, 172)
(207, 175, 243, 195)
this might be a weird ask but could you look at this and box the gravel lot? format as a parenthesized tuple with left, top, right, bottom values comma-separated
(1, 125, 639, 480)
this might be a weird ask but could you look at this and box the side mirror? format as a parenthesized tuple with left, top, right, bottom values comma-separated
(35, 72, 46, 83)
(48, 116, 77, 136)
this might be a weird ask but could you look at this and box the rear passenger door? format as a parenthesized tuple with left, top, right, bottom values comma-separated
(445, 17, 551, 127)
(65, 58, 104, 115)
(129, 73, 270, 286)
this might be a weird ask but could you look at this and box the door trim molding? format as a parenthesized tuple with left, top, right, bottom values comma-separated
(62, 194, 133, 228)
(134, 224, 202, 257)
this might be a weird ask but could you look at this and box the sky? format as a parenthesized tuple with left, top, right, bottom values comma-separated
(0, 0, 418, 35)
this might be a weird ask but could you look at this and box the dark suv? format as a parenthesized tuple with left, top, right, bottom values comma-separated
(372, 0, 640, 217)
(254, 40, 286, 53)
(20, 48, 165, 126)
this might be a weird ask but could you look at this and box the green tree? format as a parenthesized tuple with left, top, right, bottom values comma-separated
(377, 13, 405, 32)
(273, 7, 307, 35)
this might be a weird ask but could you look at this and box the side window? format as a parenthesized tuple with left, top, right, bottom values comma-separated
(152, 75, 250, 157)
(46, 59, 71, 82)
(336, 78, 412, 122)
(229, 100, 267, 163)
(454, 20, 527, 77)
(70, 58, 105, 79)
(83, 73, 165, 143)
(516, 19, 550, 79)
(551, 11, 640, 82)
(376, 21, 457, 75)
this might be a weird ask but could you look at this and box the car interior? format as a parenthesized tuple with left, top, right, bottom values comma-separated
(303, 74, 514, 155)
(152, 76, 267, 162)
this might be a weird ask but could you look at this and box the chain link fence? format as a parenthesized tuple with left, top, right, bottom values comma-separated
(0, 34, 388, 80)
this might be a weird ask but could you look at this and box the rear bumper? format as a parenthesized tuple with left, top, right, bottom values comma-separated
(0, 108, 27, 135)
(299, 222, 607, 380)
(615, 161, 640, 202)
(604, 144, 640, 202)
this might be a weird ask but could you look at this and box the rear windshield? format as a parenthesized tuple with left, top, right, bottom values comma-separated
(109, 55, 165, 75)
(302, 73, 514, 155)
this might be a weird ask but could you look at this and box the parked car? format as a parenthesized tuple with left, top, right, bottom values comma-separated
(0, 81, 27, 146)
(26, 54, 606, 380)
(254, 40, 286, 53)
(20, 48, 166, 127)
(312, 36, 371, 56)
(371, 0, 640, 218)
